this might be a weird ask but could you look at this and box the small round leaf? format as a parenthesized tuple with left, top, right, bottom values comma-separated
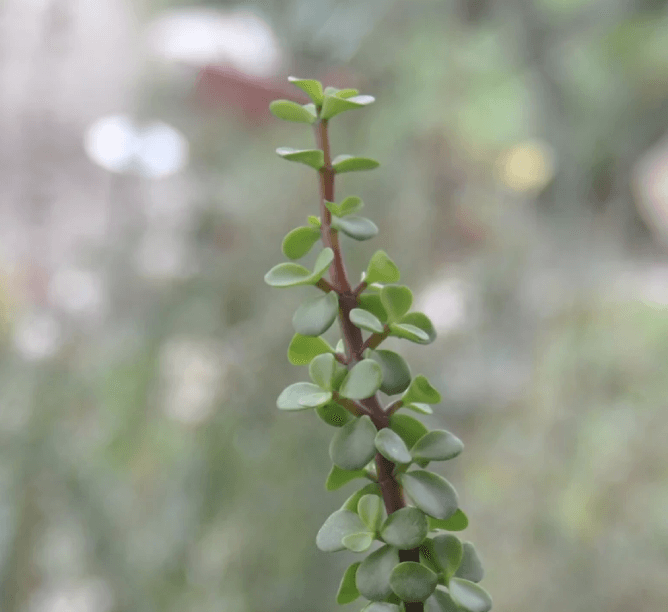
(454, 542, 485, 583)
(389, 413, 429, 449)
(339, 359, 383, 400)
(330, 415, 378, 470)
(411, 430, 464, 462)
(428, 509, 469, 532)
(316, 402, 353, 427)
(400, 470, 459, 520)
(282, 226, 321, 260)
(399, 312, 437, 344)
(358, 494, 384, 533)
(326, 464, 367, 491)
(276, 147, 324, 169)
(341, 483, 381, 512)
(287, 333, 333, 365)
(380, 506, 428, 549)
(366, 250, 401, 285)
(332, 215, 379, 241)
(269, 99, 316, 124)
(288, 76, 324, 105)
(264, 262, 313, 287)
(308, 352, 338, 390)
(355, 544, 399, 601)
(390, 323, 430, 343)
(358, 293, 388, 323)
(389, 562, 438, 602)
(375, 429, 412, 464)
(316, 509, 366, 552)
(332, 154, 380, 173)
(337, 561, 361, 604)
(369, 349, 411, 395)
(431, 534, 463, 578)
(350, 308, 385, 334)
(277, 382, 331, 410)
(402, 375, 442, 406)
(380, 286, 413, 322)
(320, 94, 375, 120)
(293, 292, 338, 337)
(343, 532, 374, 552)
(339, 195, 364, 216)
(404, 402, 434, 415)
(448, 578, 493, 612)
(425, 588, 461, 612)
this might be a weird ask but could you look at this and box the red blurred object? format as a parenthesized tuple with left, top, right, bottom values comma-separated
(192, 65, 362, 127)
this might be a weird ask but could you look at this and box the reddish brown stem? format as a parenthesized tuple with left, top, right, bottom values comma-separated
(313, 118, 422, 612)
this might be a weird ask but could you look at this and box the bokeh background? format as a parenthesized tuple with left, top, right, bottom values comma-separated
(2, 0, 668, 611)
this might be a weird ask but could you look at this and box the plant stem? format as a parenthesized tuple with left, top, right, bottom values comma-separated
(313, 118, 423, 612)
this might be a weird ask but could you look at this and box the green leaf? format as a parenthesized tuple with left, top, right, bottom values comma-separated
(454, 542, 484, 583)
(362, 603, 401, 612)
(269, 99, 316, 124)
(343, 531, 374, 552)
(380, 286, 413, 322)
(402, 375, 442, 405)
(339, 359, 383, 400)
(419, 538, 442, 575)
(332, 154, 380, 173)
(448, 578, 492, 612)
(399, 312, 436, 344)
(411, 430, 464, 462)
(264, 262, 313, 287)
(293, 292, 338, 337)
(358, 293, 388, 323)
(277, 382, 331, 410)
(390, 323, 430, 343)
(323, 86, 359, 98)
(355, 544, 399, 601)
(276, 147, 324, 170)
(330, 415, 378, 470)
(365, 250, 400, 285)
(288, 76, 324, 105)
(431, 534, 463, 579)
(326, 464, 367, 491)
(404, 402, 434, 415)
(389, 562, 438, 603)
(316, 402, 353, 427)
(389, 413, 429, 449)
(307, 215, 321, 227)
(341, 483, 381, 512)
(428, 509, 469, 532)
(425, 588, 461, 612)
(399, 471, 459, 521)
(350, 308, 385, 334)
(375, 429, 412, 464)
(380, 506, 428, 549)
(282, 226, 321, 260)
(358, 494, 384, 532)
(369, 349, 411, 395)
(337, 562, 361, 604)
(332, 215, 379, 241)
(320, 93, 375, 120)
(316, 509, 366, 552)
(308, 352, 338, 389)
(339, 195, 364, 216)
(287, 333, 333, 365)
(312, 247, 335, 278)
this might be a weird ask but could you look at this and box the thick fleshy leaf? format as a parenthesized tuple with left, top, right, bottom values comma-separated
(292, 292, 338, 337)
(380, 286, 413, 322)
(316, 509, 366, 552)
(276, 147, 324, 169)
(337, 562, 361, 604)
(308, 352, 338, 390)
(287, 333, 333, 365)
(411, 430, 464, 462)
(425, 588, 461, 612)
(269, 99, 316, 123)
(431, 534, 463, 579)
(404, 402, 434, 415)
(332, 155, 380, 173)
(339, 359, 383, 400)
(389, 413, 429, 449)
(307, 215, 321, 227)
(454, 542, 484, 583)
(390, 323, 430, 343)
(316, 402, 353, 427)
(320, 93, 375, 120)
(326, 464, 367, 491)
(332, 215, 379, 241)
(355, 544, 399, 601)
(369, 349, 411, 395)
(313, 247, 335, 278)
(380, 506, 428, 549)
(330, 415, 378, 470)
(375, 429, 412, 464)
(277, 382, 331, 410)
(341, 483, 381, 512)
(402, 375, 442, 406)
(365, 250, 400, 285)
(448, 578, 493, 612)
(358, 494, 384, 532)
(282, 226, 321, 259)
(362, 604, 401, 612)
(399, 312, 437, 344)
(350, 308, 385, 334)
(343, 532, 374, 552)
(400, 471, 459, 520)
(339, 195, 364, 216)
(428, 509, 469, 532)
(324, 86, 359, 98)
(389, 562, 438, 603)
(288, 76, 324, 105)
(264, 262, 312, 287)
(358, 293, 388, 323)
